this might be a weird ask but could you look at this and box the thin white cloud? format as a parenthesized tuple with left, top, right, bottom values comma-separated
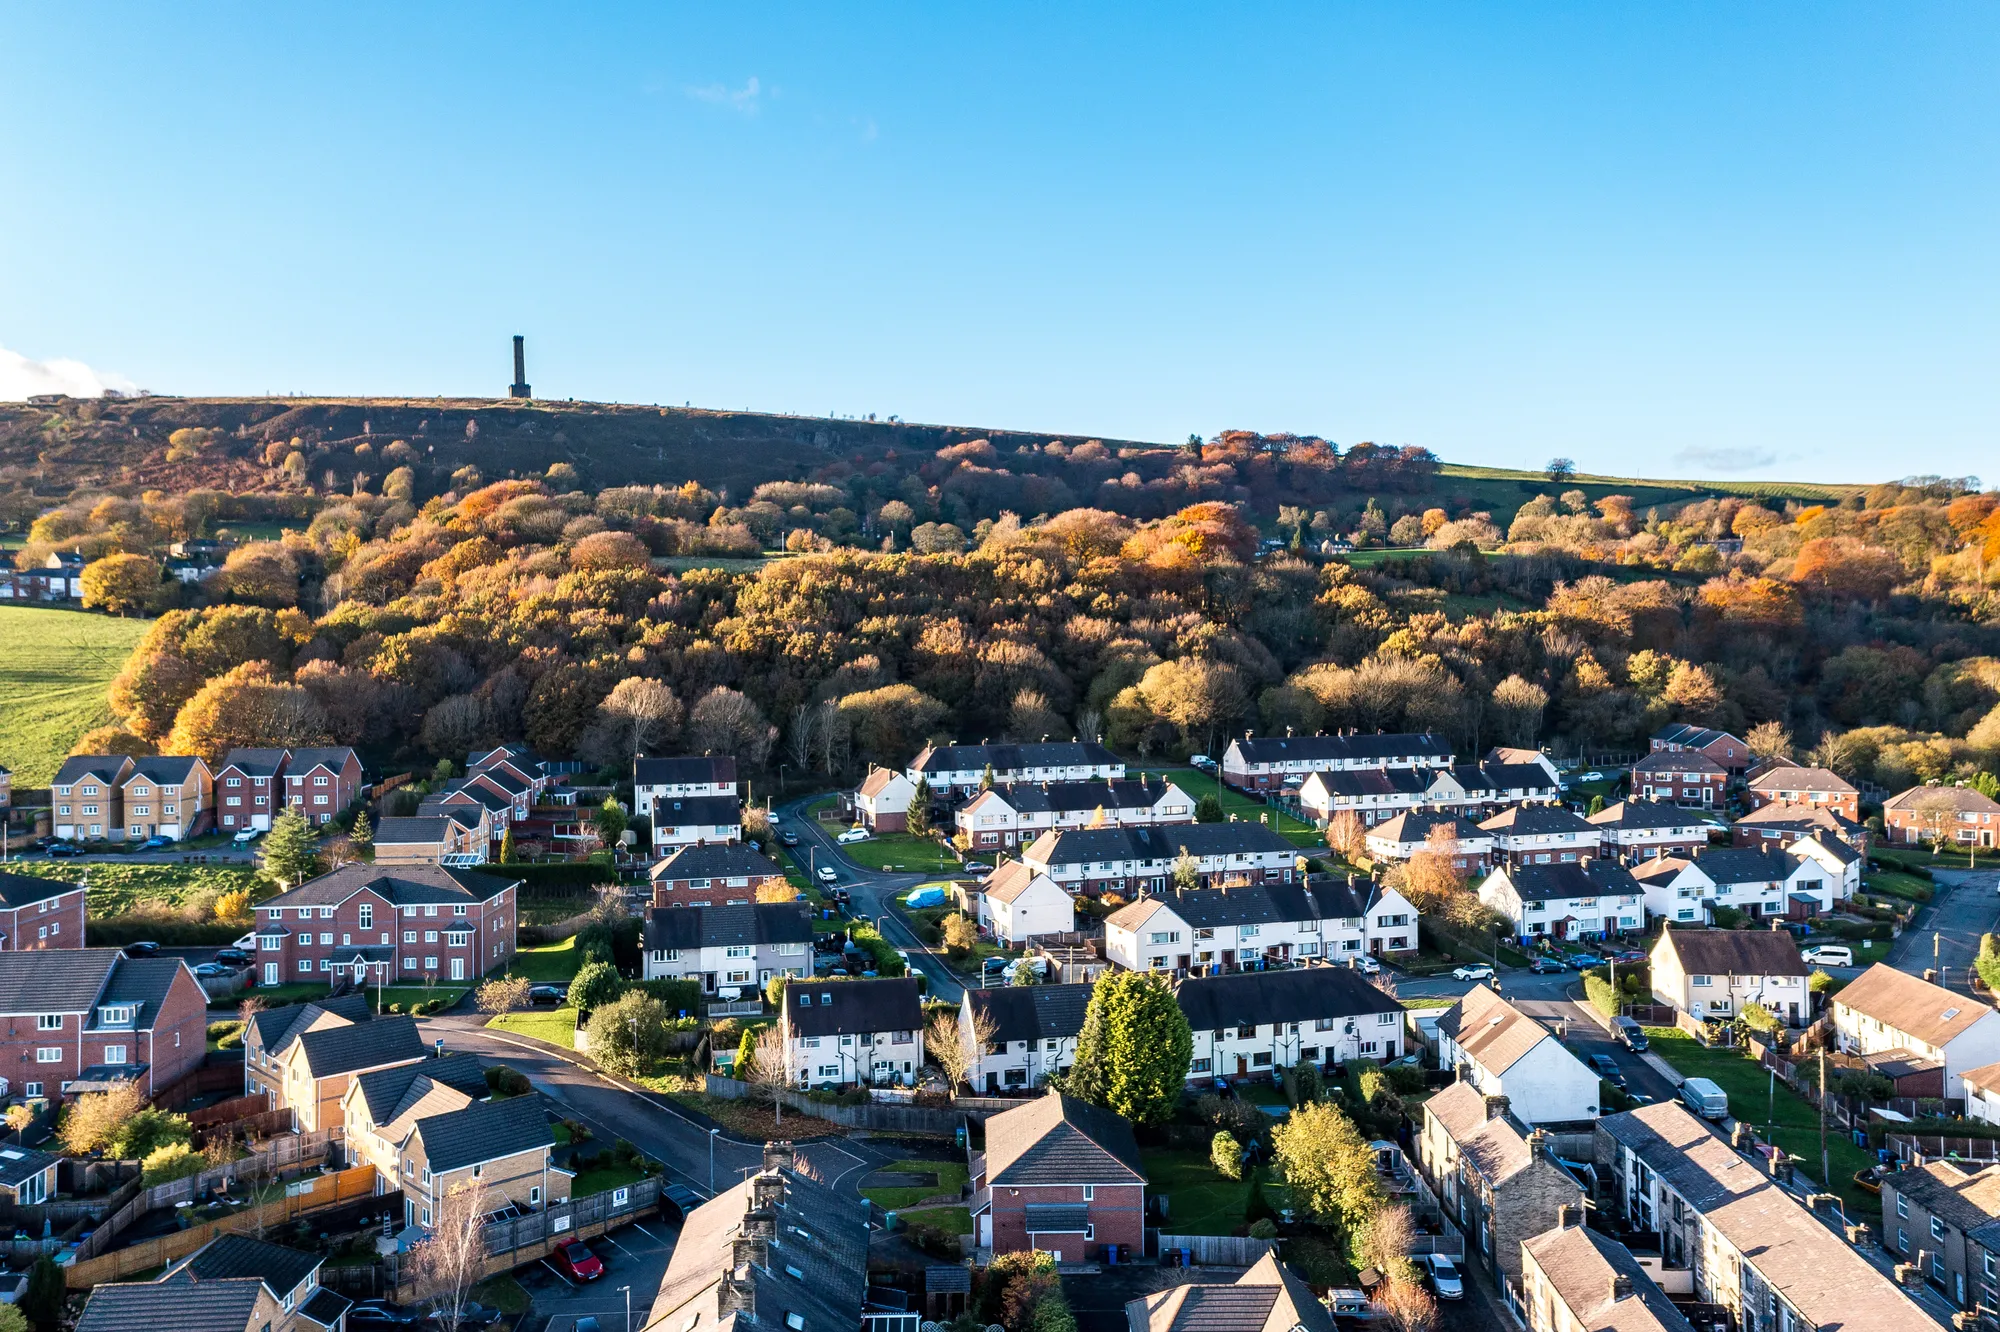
(1671, 445, 1781, 474)
(0, 345, 137, 400)
(685, 76, 761, 114)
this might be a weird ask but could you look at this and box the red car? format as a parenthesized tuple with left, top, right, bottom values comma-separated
(554, 1241, 604, 1282)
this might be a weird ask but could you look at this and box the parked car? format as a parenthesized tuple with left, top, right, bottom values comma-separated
(139, 835, 174, 851)
(1420, 1253, 1464, 1300)
(192, 962, 233, 978)
(1348, 955, 1381, 975)
(660, 1182, 707, 1221)
(348, 1302, 423, 1329)
(816, 866, 839, 884)
(1190, 755, 1217, 771)
(48, 841, 84, 858)
(1588, 1053, 1627, 1089)
(1610, 950, 1647, 965)
(1564, 951, 1605, 967)
(1611, 1017, 1649, 1052)
(122, 941, 160, 958)
(528, 984, 569, 1005)
(836, 827, 871, 844)
(1577, 770, 1605, 782)
(574, 1320, 601, 1332)
(1451, 964, 1495, 982)
(214, 947, 252, 966)
(232, 828, 262, 845)
(1528, 957, 1568, 974)
(553, 1239, 605, 1281)
(1801, 944, 1854, 968)
(781, 832, 800, 847)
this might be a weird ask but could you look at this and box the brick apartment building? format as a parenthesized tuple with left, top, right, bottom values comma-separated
(1629, 750, 1727, 809)
(971, 1092, 1146, 1262)
(279, 748, 365, 826)
(0, 872, 85, 951)
(251, 864, 520, 989)
(0, 949, 207, 1104)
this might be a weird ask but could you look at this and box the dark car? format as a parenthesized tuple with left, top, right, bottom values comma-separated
(553, 1240, 604, 1281)
(139, 835, 174, 851)
(1528, 957, 1568, 974)
(348, 1302, 423, 1329)
(1588, 1053, 1627, 1088)
(780, 832, 800, 847)
(48, 842, 85, 858)
(122, 941, 160, 958)
(660, 1182, 706, 1221)
(1611, 1016, 1649, 1052)
(430, 1303, 503, 1327)
(528, 984, 568, 1006)
(214, 947, 252, 966)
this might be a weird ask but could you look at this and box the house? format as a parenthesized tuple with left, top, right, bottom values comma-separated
(960, 983, 1091, 1093)
(0, 870, 85, 950)
(215, 748, 289, 833)
(1630, 846, 1838, 925)
(975, 861, 1075, 945)
(0, 948, 207, 1104)
(342, 1055, 569, 1228)
(642, 1142, 871, 1332)
(76, 1235, 350, 1332)
(51, 754, 134, 841)
(1297, 766, 1434, 826)
(1363, 810, 1494, 872)
(1428, 760, 1565, 810)
(907, 741, 1124, 800)
(1649, 724, 1752, 773)
(1222, 731, 1455, 792)
(468, 743, 555, 796)
(1729, 799, 1870, 853)
(1477, 804, 1601, 868)
(1744, 762, 1860, 820)
(454, 766, 533, 822)
(970, 1091, 1144, 1261)
(1520, 1211, 1696, 1332)
(854, 767, 917, 833)
(1418, 1084, 1585, 1292)
(0, 1143, 60, 1206)
(1126, 1252, 1333, 1332)
(1484, 746, 1565, 785)
(419, 787, 505, 846)
(118, 756, 213, 841)
(373, 814, 485, 866)
(280, 747, 363, 826)
(265, 1012, 427, 1132)
(250, 863, 519, 989)
(633, 754, 738, 800)
(1477, 859, 1646, 944)
(1020, 823, 1302, 897)
(1436, 985, 1601, 1124)
(1597, 1101, 1925, 1331)
(1879, 1158, 2000, 1314)
(649, 794, 743, 853)
(0, 763, 10, 808)
(649, 843, 791, 908)
(1103, 878, 1417, 973)
(1833, 964, 2000, 1090)
(243, 993, 375, 1108)
(643, 902, 813, 993)
(1884, 784, 2000, 849)
(954, 777, 1195, 850)
(1177, 965, 1407, 1078)
(1585, 800, 1713, 863)
(781, 976, 923, 1088)
(1648, 926, 1809, 1027)
(1963, 1063, 2000, 1126)
(1785, 831, 1864, 899)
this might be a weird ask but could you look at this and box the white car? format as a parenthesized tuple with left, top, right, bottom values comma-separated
(232, 828, 261, 845)
(1451, 964, 1496, 982)
(1421, 1253, 1464, 1300)
(1578, 770, 1605, 782)
(1348, 955, 1381, 975)
(1800, 944, 1854, 968)
(836, 828, 870, 844)
(816, 866, 839, 884)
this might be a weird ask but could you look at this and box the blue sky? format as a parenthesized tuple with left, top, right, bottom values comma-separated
(3, 5, 1996, 483)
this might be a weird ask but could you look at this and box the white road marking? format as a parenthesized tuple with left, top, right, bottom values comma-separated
(630, 1223, 665, 1245)
(541, 1259, 578, 1287)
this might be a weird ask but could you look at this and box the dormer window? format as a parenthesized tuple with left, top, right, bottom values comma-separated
(99, 1005, 134, 1025)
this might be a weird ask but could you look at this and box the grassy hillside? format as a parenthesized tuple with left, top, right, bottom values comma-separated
(1434, 462, 1860, 526)
(0, 605, 147, 785)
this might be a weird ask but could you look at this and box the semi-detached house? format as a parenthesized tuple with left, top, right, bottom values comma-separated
(954, 777, 1194, 851)
(0, 871, 85, 951)
(973, 861, 1075, 946)
(215, 748, 286, 833)
(906, 741, 1124, 800)
(119, 756, 213, 841)
(1629, 750, 1727, 809)
(971, 1092, 1145, 1262)
(960, 983, 1091, 1093)
(1477, 859, 1646, 944)
(1585, 800, 1712, 863)
(1020, 822, 1301, 897)
(252, 863, 519, 989)
(1833, 964, 2000, 1091)
(1222, 731, 1455, 792)
(1648, 926, 1808, 1027)
(782, 976, 923, 1089)
(1177, 965, 1406, 1079)
(1478, 804, 1601, 868)
(1364, 810, 1494, 872)
(1744, 762, 1860, 820)
(1631, 847, 1838, 925)
(279, 747, 363, 826)
(648, 843, 791, 908)
(51, 755, 133, 842)
(0, 948, 207, 1104)
(642, 902, 814, 994)
(1884, 784, 2000, 849)
(1102, 877, 1419, 973)
(633, 755, 739, 854)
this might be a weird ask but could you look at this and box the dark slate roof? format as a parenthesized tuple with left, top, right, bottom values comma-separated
(644, 903, 813, 952)
(1490, 860, 1643, 903)
(374, 817, 458, 845)
(415, 798, 493, 828)
(296, 1014, 425, 1078)
(1366, 810, 1489, 844)
(1656, 927, 1807, 978)
(218, 748, 288, 777)
(649, 842, 785, 881)
(0, 948, 118, 1014)
(1106, 879, 1366, 932)
(260, 863, 519, 909)
(1588, 800, 1712, 832)
(246, 994, 373, 1054)
(0, 1144, 59, 1189)
(297, 1288, 352, 1328)
(1633, 749, 1726, 774)
(413, 1093, 554, 1172)
(965, 983, 1093, 1044)
(175, 1234, 321, 1296)
(51, 756, 130, 787)
(95, 956, 192, 1026)
(350, 1053, 491, 1125)
(284, 747, 357, 774)
(978, 778, 1181, 815)
(126, 756, 205, 786)
(1028, 823, 1299, 866)
(465, 768, 530, 796)
(650, 1164, 868, 1332)
(75, 1279, 266, 1332)
(1478, 804, 1596, 835)
(1652, 724, 1740, 749)
(1174, 966, 1404, 1032)
(984, 1092, 1145, 1185)
(787, 977, 923, 1037)
(1230, 732, 1454, 765)
(1691, 848, 1797, 885)
(1477, 761, 1562, 791)
(912, 741, 1120, 774)
(1303, 767, 1433, 799)
(633, 755, 738, 786)
(0, 870, 81, 909)
(649, 795, 742, 824)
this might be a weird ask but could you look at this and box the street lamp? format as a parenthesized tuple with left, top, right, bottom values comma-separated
(619, 1285, 632, 1332)
(708, 1127, 722, 1192)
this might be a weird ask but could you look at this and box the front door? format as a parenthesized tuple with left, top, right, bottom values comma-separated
(1236, 1055, 1248, 1077)
(264, 962, 278, 985)
(450, 958, 465, 981)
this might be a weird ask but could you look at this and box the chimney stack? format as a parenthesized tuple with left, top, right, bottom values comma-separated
(1610, 1274, 1633, 1302)
(751, 1172, 786, 1213)
(1556, 1204, 1581, 1229)
(1527, 1128, 1550, 1160)
(717, 1270, 756, 1318)
(1483, 1094, 1511, 1122)
(730, 1237, 768, 1272)
(509, 336, 532, 399)
(763, 1140, 792, 1172)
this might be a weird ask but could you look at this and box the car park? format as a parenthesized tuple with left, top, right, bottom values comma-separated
(552, 1239, 604, 1281)
(1801, 944, 1854, 967)
(1451, 964, 1495, 981)
(1420, 1253, 1464, 1300)
(1611, 1017, 1649, 1052)
(1588, 1053, 1627, 1088)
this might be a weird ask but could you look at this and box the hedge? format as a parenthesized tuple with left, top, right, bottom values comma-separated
(632, 978, 704, 1016)
(1583, 972, 1620, 1019)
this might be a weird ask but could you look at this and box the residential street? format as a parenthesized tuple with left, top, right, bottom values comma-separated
(1888, 868, 2000, 994)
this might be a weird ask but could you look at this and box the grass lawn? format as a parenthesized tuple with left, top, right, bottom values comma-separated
(1138, 767, 1324, 848)
(571, 1165, 649, 1197)
(1863, 871, 1932, 904)
(1643, 1026, 1876, 1213)
(237, 982, 468, 1011)
(1399, 996, 1459, 1010)
(841, 833, 957, 873)
(488, 1007, 578, 1046)
(508, 937, 583, 982)
(862, 1158, 969, 1210)
(1141, 1149, 1255, 1235)
(900, 1205, 972, 1237)
(6, 861, 266, 916)
(0, 604, 149, 786)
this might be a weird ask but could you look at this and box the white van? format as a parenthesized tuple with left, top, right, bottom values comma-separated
(1800, 944, 1854, 968)
(1680, 1076, 1728, 1120)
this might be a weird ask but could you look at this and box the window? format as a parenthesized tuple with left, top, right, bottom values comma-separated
(1691, 975, 1713, 988)
(529, 1186, 541, 1205)
(425, 931, 438, 943)
(1191, 1058, 1212, 1073)
(36, 1015, 60, 1031)
(1897, 1196, 1909, 1219)
(104, 1045, 127, 1064)
(99, 1005, 132, 1024)
(319, 932, 333, 945)
(359, 904, 373, 929)
(1236, 1025, 1256, 1039)
(299, 960, 312, 973)
(454, 905, 467, 916)
(35, 1049, 60, 1063)
(1933, 1216, 1948, 1240)
(425, 905, 438, 917)
(22, 1083, 39, 1099)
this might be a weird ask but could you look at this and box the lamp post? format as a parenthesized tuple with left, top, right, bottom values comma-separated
(708, 1127, 721, 1193)
(619, 1285, 631, 1332)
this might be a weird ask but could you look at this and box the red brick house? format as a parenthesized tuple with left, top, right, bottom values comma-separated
(972, 1091, 1146, 1262)
(251, 864, 520, 989)
(1730, 800, 1870, 853)
(1650, 724, 1753, 773)
(0, 872, 85, 951)
(215, 748, 288, 833)
(0, 949, 207, 1104)
(280, 748, 364, 827)
(649, 844, 791, 907)
(1745, 762, 1860, 820)
(1883, 785, 2000, 849)
(1629, 750, 1727, 809)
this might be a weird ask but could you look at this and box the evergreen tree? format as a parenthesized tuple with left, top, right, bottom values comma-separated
(595, 797, 628, 850)
(979, 763, 995, 792)
(1585, 794, 1605, 816)
(1195, 794, 1224, 823)
(349, 809, 374, 859)
(1171, 847, 1202, 891)
(906, 776, 933, 838)
(21, 1257, 62, 1332)
(1064, 971, 1192, 1125)
(569, 958, 623, 1015)
(498, 826, 518, 863)
(1272, 1100, 1386, 1237)
(261, 808, 320, 888)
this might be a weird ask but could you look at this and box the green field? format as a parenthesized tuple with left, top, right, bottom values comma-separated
(861, 1158, 968, 1211)
(0, 605, 148, 785)
(6, 861, 264, 912)
(1139, 767, 1324, 848)
(508, 937, 584, 982)
(1140, 1149, 1290, 1235)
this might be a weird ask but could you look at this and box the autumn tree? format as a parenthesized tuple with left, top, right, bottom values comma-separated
(1273, 1099, 1385, 1238)
(165, 661, 330, 764)
(1489, 675, 1548, 747)
(1391, 824, 1467, 914)
(213, 542, 302, 607)
(70, 726, 156, 758)
(475, 975, 532, 1015)
(1138, 658, 1249, 753)
(687, 686, 776, 767)
(1744, 720, 1794, 762)
(1326, 810, 1368, 861)
(81, 553, 166, 616)
(940, 911, 976, 956)
(926, 1006, 993, 1094)
(57, 1083, 147, 1155)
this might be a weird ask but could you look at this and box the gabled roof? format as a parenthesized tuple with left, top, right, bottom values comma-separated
(644, 903, 814, 952)
(217, 748, 289, 777)
(1654, 926, 1806, 979)
(0, 948, 119, 1015)
(0, 870, 82, 909)
(981, 861, 1064, 905)
(857, 767, 909, 798)
(260, 863, 519, 909)
(284, 747, 358, 774)
(1105, 879, 1367, 932)
(1587, 800, 1712, 832)
(1884, 785, 2000, 815)
(910, 741, 1120, 774)
(1126, 1251, 1333, 1332)
(1227, 732, 1453, 765)
(983, 1091, 1145, 1185)
(1488, 860, 1642, 903)
(964, 983, 1092, 1045)
(75, 1279, 267, 1332)
(348, 1053, 490, 1127)
(125, 756, 206, 786)
(297, 1288, 352, 1328)
(633, 754, 738, 786)
(1520, 1223, 1694, 1332)
(1446, 985, 1554, 1076)
(973, 777, 1183, 816)
(294, 1014, 425, 1079)
(374, 817, 462, 846)
(1835, 964, 1993, 1048)
(786, 976, 922, 1037)
(412, 1093, 553, 1172)
(1026, 822, 1299, 866)
(1789, 832, 1860, 866)
(96, 956, 193, 1025)
(246, 994, 372, 1054)
(1688, 848, 1797, 885)
(172, 1234, 321, 1296)
(1366, 809, 1489, 845)
(464, 767, 530, 797)
(1300, 767, 1433, 799)
(650, 843, 785, 881)
(1424, 1081, 1541, 1186)
(51, 755, 133, 787)
(650, 795, 743, 824)
(1174, 966, 1403, 1032)
(1731, 801, 1866, 837)
(1747, 764, 1857, 795)
(1478, 804, 1595, 836)
(1632, 749, 1725, 775)
(1651, 724, 1743, 750)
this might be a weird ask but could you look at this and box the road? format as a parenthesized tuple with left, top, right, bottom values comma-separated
(1887, 869, 2000, 994)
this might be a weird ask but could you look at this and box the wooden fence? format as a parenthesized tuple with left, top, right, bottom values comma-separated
(65, 1164, 381, 1289)
(390, 1176, 663, 1300)
(704, 1075, 973, 1133)
(151, 1057, 249, 1112)
(1156, 1234, 1277, 1266)
(190, 1094, 268, 1128)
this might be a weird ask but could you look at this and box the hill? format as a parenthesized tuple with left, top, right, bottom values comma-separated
(0, 604, 148, 785)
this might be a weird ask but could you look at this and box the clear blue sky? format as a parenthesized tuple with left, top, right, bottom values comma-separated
(4, 5, 1996, 483)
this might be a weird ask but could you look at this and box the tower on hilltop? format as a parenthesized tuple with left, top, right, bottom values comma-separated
(509, 335, 532, 399)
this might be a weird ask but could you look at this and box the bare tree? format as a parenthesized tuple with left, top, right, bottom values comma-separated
(1913, 792, 1962, 855)
(743, 1023, 793, 1126)
(1373, 1276, 1438, 1332)
(406, 1181, 490, 1332)
(787, 704, 820, 774)
(1357, 1203, 1420, 1288)
(927, 1006, 994, 1095)
(1326, 810, 1368, 861)
(599, 677, 684, 763)
(474, 975, 532, 1016)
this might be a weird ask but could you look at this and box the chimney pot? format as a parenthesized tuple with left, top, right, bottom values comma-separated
(762, 1140, 792, 1172)
(1611, 1274, 1633, 1301)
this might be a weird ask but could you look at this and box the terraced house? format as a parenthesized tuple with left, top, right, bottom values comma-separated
(1102, 877, 1419, 973)
(1222, 730, 1455, 791)
(0, 870, 84, 951)
(279, 747, 364, 825)
(214, 748, 287, 833)
(117, 756, 213, 841)
(1585, 800, 1713, 863)
(1743, 761, 1860, 820)
(781, 976, 923, 1089)
(1477, 859, 1646, 944)
(959, 983, 1091, 1092)
(953, 776, 1195, 850)
(642, 901, 814, 994)
(1177, 965, 1407, 1078)
(906, 740, 1124, 800)
(1418, 1085, 1584, 1295)
(51, 754, 133, 841)
(0, 948, 207, 1104)
(251, 863, 520, 988)
(1020, 822, 1302, 897)
(1436, 984, 1601, 1124)
(1478, 804, 1602, 868)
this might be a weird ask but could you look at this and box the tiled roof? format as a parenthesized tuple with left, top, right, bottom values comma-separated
(1446, 986, 1553, 1076)
(1686, 848, 1795, 885)
(218, 748, 288, 777)
(297, 1288, 351, 1328)
(1521, 1223, 1694, 1332)
(981, 861, 1060, 905)
(295, 1015, 425, 1078)
(51, 756, 131, 787)
(1654, 926, 1806, 978)
(412, 1093, 553, 1172)
(1835, 964, 1993, 1048)
(246, 994, 372, 1054)
(1731, 801, 1866, 837)
(1301, 767, 1433, 799)
(260, 863, 518, 908)
(96, 956, 192, 1026)
(633, 755, 738, 786)
(911, 741, 1120, 774)
(1107, 879, 1365, 932)
(974, 777, 1183, 815)
(1489, 860, 1642, 903)
(650, 843, 785, 881)
(785, 977, 922, 1038)
(283, 747, 356, 773)
(1174, 966, 1403, 1033)
(1026, 823, 1300, 866)
(1478, 804, 1596, 836)
(0, 948, 118, 1015)
(983, 1091, 1145, 1185)
(1126, 1252, 1333, 1332)
(1747, 764, 1857, 795)
(1632, 749, 1725, 775)
(1229, 732, 1453, 765)
(1587, 800, 1711, 832)
(643, 903, 813, 952)
(857, 768, 906, 798)
(1367, 810, 1489, 845)
(0, 870, 81, 909)
(1424, 1081, 1537, 1186)
(1888, 1161, 2000, 1234)
(173, 1234, 321, 1296)
(126, 756, 206, 786)
(349, 1053, 490, 1127)
(964, 983, 1092, 1044)
(374, 817, 459, 845)
(649, 795, 743, 824)
(1884, 785, 2000, 815)
(76, 1279, 266, 1332)
(1651, 724, 1741, 750)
